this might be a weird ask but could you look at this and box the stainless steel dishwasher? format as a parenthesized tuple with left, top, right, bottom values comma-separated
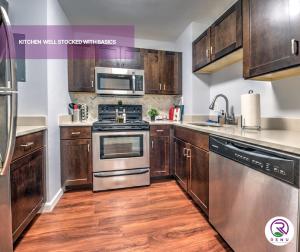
(209, 136, 299, 252)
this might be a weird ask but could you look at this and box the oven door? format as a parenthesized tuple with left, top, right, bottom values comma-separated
(93, 131, 149, 172)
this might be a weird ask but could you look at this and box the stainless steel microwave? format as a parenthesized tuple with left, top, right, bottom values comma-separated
(95, 67, 145, 96)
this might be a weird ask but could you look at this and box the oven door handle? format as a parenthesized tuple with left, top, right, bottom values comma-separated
(94, 168, 149, 178)
(132, 72, 136, 94)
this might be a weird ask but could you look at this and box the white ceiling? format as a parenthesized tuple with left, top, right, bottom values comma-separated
(58, 0, 235, 41)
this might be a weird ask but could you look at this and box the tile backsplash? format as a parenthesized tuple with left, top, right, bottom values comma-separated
(70, 93, 181, 119)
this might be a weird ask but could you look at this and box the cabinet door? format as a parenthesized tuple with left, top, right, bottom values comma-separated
(95, 45, 121, 68)
(150, 136, 170, 178)
(11, 148, 44, 241)
(68, 45, 95, 92)
(210, 0, 242, 61)
(188, 145, 209, 215)
(121, 47, 144, 69)
(174, 138, 188, 191)
(61, 139, 92, 188)
(243, 0, 300, 78)
(193, 29, 211, 72)
(161, 51, 182, 95)
(144, 49, 161, 94)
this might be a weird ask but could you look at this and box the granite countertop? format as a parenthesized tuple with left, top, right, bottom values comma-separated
(58, 118, 300, 155)
(16, 126, 47, 137)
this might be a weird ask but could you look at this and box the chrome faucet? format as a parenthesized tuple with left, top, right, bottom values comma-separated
(209, 94, 236, 125)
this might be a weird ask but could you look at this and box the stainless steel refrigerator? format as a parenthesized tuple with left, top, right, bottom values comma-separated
(0, 4, 17, 252)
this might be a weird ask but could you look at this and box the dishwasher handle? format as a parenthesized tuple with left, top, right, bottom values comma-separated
(225, 142, 293, 162)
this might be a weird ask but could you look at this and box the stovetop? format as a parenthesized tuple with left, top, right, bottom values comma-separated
(93, 120, 149, 131)
(93, 104, 149, 131)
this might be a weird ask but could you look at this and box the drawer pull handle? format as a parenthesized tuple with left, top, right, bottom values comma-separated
(156, 130, 164, 132)
(71, 132, 81, 135)
(20, 142, 34, 148)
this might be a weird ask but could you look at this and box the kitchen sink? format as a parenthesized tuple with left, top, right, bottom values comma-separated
(188, 122, 223, 127)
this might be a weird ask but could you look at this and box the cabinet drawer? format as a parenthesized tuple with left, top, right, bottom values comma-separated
(13, 131, 45, 161)
(60, 126, 91, 140)
(174, 126, 209, 151)
(150, 125, 170, 137)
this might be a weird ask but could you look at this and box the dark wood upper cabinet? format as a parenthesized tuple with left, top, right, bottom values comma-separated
(121, 47, 144, 69)
(60, 127, 92, 190)
(211, 0, 242, 61)
(161, 51, 182, 95)
(193, 29, 211, 72)
(68, 45, 95, 92)
(95, 46, 144, 69)
(193, 0, 243, 73)
(95, 45, 120, 68)
(144, 49, 161, 94)
(243, 0, 300, 80)
(188, 145, 209, 215)
(150, 125, 170, 178)
(145, 50, 182, 95)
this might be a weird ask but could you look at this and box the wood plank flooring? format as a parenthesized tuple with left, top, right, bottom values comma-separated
(14, 181, 231, 252)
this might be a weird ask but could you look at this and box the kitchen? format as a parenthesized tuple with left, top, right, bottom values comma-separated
(1, 0, 300, 251)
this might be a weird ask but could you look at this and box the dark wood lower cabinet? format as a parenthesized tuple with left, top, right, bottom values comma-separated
(150, 136, 170, 177)
(61, 139, 92, 189)
(174, 138, 189, 191)
(60, 127, 92, 190)
(174, 127, 209, 215)
(188, 145, 209, 215)
(11, 147, 45, 242)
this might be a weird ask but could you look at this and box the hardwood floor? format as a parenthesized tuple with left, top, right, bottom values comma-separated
(14, 181, 231, 252)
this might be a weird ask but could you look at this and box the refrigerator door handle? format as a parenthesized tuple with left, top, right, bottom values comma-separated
(0, 6, 18, 176)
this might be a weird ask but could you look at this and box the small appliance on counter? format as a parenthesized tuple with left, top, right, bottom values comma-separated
(241, 90, 261, 130)
(79, 104, 89, 122)
(169, 97, 185, 122)
(69, 103, 89, 122)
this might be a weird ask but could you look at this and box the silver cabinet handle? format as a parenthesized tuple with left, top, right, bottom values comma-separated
(151, 140, 154, 149)
(164, 84, 166, 91)
(91, 80, 94, 88)
(156, 129, 164, 132)
(291, 39, 299, 55)
(20, 142, 34, 148)
(159, 83, 162, 90)
(186, 149, 191, 158)
(71, 132, 81, 135)
(87, 144, 90, 152)
(206, 48, 210, 58)
(210, 46, 213, 55)
(183, 147, 187, 157)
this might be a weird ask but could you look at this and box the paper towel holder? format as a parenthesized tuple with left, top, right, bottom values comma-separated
(241, 90, 261, 130)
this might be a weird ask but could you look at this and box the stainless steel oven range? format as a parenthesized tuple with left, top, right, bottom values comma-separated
(92, 105, 150, 191)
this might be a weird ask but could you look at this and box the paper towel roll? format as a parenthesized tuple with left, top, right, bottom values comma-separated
(241, 91, 261, 129)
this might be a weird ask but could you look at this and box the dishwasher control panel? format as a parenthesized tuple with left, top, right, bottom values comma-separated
(210, 136, 300, 187)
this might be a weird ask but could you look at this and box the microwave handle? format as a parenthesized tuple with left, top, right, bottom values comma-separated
(132, 72, 136, 94)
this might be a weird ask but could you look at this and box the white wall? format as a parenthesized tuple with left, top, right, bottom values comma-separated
(135, 38, 177, 51)
(176, 23, 210, 115)
(46, 0, 71, 201)
(9, 0, 48, 116)
(209, 61, 300, 118)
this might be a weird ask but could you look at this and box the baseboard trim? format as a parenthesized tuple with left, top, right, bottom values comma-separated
(40, 188, 63, 213)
